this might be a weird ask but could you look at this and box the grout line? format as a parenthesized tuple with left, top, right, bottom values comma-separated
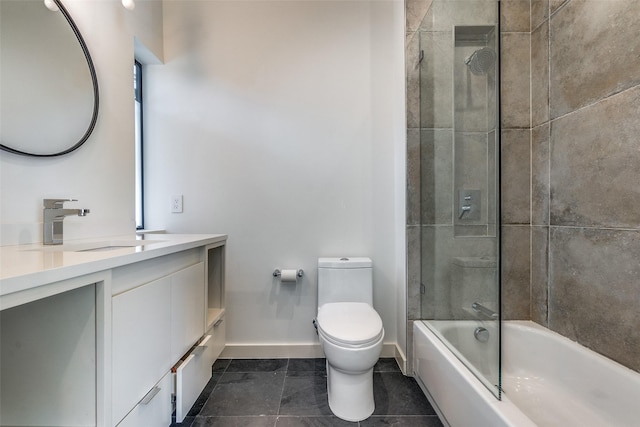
(504, 224, 640, 232)
(546, 225, 551, 327)
(549, 0, 571, 19)
(545, 224, 640, 232)
(276, 358, 289, 417)
(548, 75, 640, 125)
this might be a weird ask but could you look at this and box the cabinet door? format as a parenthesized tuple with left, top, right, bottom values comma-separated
(170, 262, 205, 362)
(116, 372, 172, 427)
(112, 277, 172, 426)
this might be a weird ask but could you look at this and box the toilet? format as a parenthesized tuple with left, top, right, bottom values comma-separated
(315, 257, 384, 422)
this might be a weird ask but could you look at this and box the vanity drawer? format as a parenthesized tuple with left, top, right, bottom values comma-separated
(174, 316, 225, 422)
(116, 372, 172, 427)
(170, 262, 206, 363)
(174, 351, 208, 423)
(112, 276, 172, 425)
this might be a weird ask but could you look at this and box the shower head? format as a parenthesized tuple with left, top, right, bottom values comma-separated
(464, 47, 496, 75)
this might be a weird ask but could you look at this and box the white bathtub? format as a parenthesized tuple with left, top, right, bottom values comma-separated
(413, 320, 640, 427)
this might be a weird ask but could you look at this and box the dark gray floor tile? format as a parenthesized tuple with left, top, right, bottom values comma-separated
(212, 359, 231, 373)
(361, 415, 444, 426)
(279, 372, 331, 416)
(200, 372, 285, 416)
(187, 359, 435, 427)
(226, 359, 288, 373)
(372, 373, 436, 416)
(192, 415, 277, 426)
(373, 358, 401, 373)
(188, 373, 224, 416)
(275, 415, 357, 426)
(172, 415, 195, 427)
(287, 358, 326, 373)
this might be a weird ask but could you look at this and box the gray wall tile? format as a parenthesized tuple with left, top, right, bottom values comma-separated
(549, 0, 640, 118)
(531, 226, 548, 325)
(549, 0, 568, 14)
(500, 0, 531, 32)
(501, 225, 531, 320)
(421, 225, 497, 319)
(420, 31, 453, 128)
(530, 0, 549, 30)
(454, 132, 488, 226)
(501, 129, 531, 225)
(487, 130, 497, 228)
(420, 225, 439, 319)
(549, 227, 640, 372)
(531, 20, 549, 127)
(407, 128, 421, 225)
(406, 0, 640, 377)
(420, 0, 498, 32)
(531, 123, 549, 226)
(406, 32, 421, 129)
(454, 44, 495, 133)
(421, 130, 453, 225)
(500, 33, 531, 128)
(550, 86, 640, 228)
(407, 226, 422, 320)
(407, 0, 434, 33)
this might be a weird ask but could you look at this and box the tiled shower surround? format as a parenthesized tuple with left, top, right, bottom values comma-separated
(406, 0, 640, 374)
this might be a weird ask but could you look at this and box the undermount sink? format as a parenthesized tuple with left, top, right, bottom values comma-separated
(26, 240, 165, 253)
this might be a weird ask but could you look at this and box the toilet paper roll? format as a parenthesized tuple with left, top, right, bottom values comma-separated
(280, 269, 298, 283)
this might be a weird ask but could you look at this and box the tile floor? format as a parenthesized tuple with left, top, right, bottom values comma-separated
(172, 358, 444, 427)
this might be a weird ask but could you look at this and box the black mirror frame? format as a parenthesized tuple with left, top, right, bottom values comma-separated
(0, 0, 99, 157)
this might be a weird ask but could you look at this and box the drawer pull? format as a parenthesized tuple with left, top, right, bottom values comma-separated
(199, 335, 212, 348)
(139, 386, 161, 405)
(213, 318, 224, 327)
(194, 335, 212, 354)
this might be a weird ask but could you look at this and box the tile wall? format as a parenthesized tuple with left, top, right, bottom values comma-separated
(531, 0, 640, 372)
(405, 0, 506, 374)
(407, 0, 640, 373)
(499, 0, 531, 320)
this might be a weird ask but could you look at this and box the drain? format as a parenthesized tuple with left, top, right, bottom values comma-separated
(474, 326, 490, 343)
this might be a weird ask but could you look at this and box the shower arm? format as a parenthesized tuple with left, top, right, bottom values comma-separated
(472, 302, 498, 320)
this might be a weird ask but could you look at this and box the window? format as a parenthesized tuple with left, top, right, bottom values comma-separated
(134, 60, 144, 229)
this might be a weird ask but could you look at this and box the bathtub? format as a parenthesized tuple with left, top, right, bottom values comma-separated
(413, 320, 640, 427)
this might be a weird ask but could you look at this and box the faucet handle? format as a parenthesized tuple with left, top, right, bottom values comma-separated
(43, 198, 78, 208)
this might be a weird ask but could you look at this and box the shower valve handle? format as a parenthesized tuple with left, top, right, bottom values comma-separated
(459, 205, 471, 219)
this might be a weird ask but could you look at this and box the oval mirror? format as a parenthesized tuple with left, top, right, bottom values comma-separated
(0, 0, 99, 157)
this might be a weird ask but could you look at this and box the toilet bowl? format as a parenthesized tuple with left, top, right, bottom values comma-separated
(315, 258, 384, 422)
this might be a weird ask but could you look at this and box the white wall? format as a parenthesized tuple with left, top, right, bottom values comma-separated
(0, 0, 163, 246)
(145, 0, 406, 352)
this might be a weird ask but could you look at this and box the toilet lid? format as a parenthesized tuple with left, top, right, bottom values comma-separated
(317, 302, 383, 345)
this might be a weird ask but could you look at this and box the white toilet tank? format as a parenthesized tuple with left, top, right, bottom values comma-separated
(318, 257, 373, 308)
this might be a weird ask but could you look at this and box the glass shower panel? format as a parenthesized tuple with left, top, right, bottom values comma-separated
(419, 0, 501, 399)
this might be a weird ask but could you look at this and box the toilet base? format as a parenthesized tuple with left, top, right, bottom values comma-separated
(326, 362, 375, 422)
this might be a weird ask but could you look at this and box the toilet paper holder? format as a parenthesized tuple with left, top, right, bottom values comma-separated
(273, 269, 304, 278)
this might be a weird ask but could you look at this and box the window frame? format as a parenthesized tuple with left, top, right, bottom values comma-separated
(134, 60, 144, 230)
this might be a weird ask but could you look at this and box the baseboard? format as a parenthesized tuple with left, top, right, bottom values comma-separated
(220, 343, 324, 359)
(394, 344, 408, 375)
(220, 343, 399, 360)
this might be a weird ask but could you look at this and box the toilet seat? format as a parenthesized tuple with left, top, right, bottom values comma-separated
(317, 302, 384, 347)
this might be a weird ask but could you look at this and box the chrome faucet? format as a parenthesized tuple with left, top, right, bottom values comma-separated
(43, 199, 90, 245)
(471, 302, 498, 320)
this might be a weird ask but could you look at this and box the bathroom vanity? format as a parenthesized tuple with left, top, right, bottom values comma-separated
(0, 233, 226, 427)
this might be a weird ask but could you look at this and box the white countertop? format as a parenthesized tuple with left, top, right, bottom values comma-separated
(0, 233, 227, 299)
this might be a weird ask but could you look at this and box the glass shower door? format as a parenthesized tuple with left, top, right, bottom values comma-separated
(419, 0, 501, 398)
